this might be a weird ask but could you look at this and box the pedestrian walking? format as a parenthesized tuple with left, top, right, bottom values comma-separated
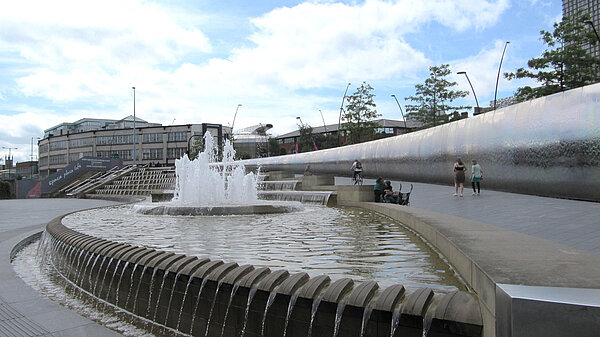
(453, 158, 466, 197)
(471, 159, 483, 195)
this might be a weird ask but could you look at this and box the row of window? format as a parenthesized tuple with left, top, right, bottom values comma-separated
(42, 131, 190, 151)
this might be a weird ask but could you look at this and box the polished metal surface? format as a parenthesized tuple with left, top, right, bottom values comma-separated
(245, 84, 600, 201)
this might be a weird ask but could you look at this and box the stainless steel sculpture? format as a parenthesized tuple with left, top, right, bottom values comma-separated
(244, 84, 600, 201)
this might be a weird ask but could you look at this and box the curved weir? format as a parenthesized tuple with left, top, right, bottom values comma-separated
(37, 212, 483, 337)
(242, 84, 600, 201)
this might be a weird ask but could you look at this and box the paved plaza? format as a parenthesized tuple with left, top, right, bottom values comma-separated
(1, 182, 599, 335)
(338, 177, 600, 256)
(0, 199, 121, 337)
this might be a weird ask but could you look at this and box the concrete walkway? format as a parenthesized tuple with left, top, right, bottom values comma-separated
(336, 177, 600, 256)
(0, 199, 122, 337)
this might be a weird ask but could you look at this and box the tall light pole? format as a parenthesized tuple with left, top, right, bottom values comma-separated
(457, 71, 480, 115)
(132, 86, 136, 166)
(494, 41, 510, 110)
(337, 82, 351, 146)
(584, 20, 600, 45)
(230, 104, 242, 139)
(318, 110, 327, 132)
(390, 94, 407, 128)
(296, 116, 304, 127)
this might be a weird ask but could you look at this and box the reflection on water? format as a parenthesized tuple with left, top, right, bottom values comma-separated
(64, 204, 464, 292)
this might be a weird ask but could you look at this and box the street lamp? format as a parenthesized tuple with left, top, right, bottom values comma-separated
(390, 94, 407, 128)
(584, 20, 600, 45)
(132, 86, 136, 166)
(318, 110, 327, 132)
(457, 71, 480, 115)
(296, 116, 304, 127)
(494, 41, 510, 110)
(337, 82, 351, 146)
(230, 104, 242, 140)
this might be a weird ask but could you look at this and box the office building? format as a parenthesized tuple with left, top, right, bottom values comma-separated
(38, 116, 229, 177)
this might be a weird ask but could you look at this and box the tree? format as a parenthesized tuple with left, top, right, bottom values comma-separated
(297, 123, 315, 152)
(267, 137, 281, 157)
(505, 12, 600, 101)
(405, 64, 469, 129)
(188, 136, 203, 160)
(342, 81, 381, 144)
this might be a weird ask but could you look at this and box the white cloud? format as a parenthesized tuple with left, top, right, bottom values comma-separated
(0, 0, 515, 161)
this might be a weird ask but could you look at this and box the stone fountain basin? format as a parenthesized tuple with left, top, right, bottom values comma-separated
(134, 202, 303, 216)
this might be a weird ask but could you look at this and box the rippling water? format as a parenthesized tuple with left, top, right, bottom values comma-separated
(63, 204, 465, 292)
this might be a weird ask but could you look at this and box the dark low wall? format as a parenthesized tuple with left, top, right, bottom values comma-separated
(43, 215, 483, 337)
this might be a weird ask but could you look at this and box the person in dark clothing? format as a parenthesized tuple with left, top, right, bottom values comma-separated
(374, 177, 386, 202)
(453, 158, 466, 197)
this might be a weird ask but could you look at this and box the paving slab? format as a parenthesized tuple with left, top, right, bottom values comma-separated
(336, 177, 600, 256)
(0, 198, 122, 337)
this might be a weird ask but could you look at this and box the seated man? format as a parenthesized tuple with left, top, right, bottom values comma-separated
(383, 181, 399, 203)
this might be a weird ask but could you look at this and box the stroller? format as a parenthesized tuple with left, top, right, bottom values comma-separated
(397, 184, 413, 205)
(383, 183, 413, 206)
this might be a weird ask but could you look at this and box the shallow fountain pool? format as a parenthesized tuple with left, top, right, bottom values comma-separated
(62, 204, 465, 292)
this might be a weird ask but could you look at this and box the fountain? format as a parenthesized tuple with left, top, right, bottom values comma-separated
(134, 132, 303, 216)
(12, 133, 483, 337)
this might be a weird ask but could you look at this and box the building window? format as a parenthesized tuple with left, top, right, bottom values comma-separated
(96, 135, 134, 145)
(49, 154, 67, 165)
(283, 138, 295, 144)
(167, 147, 186, 159)
(49, 140, 68, 151)
(277, 139, 283, 144)
(39, 156, 48, 167)
(142, 133, 163, 143)
(39, 144, 49, 153)
(168, 131, 188, 142)
(142, 148, 163, 160)
(69, 138, 94, 148)
(375, 127, 394, 134)
(97, 150, 131, 159)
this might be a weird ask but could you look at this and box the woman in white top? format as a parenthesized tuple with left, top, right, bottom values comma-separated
(471, 159, 483, 195)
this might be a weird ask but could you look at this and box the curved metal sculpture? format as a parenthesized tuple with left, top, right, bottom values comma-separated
(245, 84, 600, 201)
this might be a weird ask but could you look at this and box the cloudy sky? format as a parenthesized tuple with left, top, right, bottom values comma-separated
(1, 0, 561, 162)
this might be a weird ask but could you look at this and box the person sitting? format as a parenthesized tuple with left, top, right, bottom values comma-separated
(383, 180, 399, 203)
(384, 189, 399, 203)
(374, 177, 386, 202)
(304, 164, 313, 176)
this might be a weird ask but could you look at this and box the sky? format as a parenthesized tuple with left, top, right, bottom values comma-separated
(0, 0, 562, 163)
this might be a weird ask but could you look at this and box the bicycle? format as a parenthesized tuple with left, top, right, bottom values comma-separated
(353, 171, 363, 185)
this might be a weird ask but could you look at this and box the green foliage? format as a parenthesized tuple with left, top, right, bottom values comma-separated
(505, 12, 600, 101)
(342, 81, 381, 144)
(298, 123, 315, 152)
(188, 136, 203, 160)
(405, 64, 469, 129)
(267, 137, 281, 156)
(0, 181, 12, 199)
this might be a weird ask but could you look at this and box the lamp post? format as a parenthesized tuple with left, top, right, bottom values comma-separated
(584, 20, 600, 45)
(390, 94, 407, 128)
(230, 104, 243, 140)
(337, 82, 351, 146)
(494, 41, 510, 110)
(31, 137, 40, 177)
(132, 86, 136, 166)
(457, 71, 480, 115)
(296, 116, 304, 127)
